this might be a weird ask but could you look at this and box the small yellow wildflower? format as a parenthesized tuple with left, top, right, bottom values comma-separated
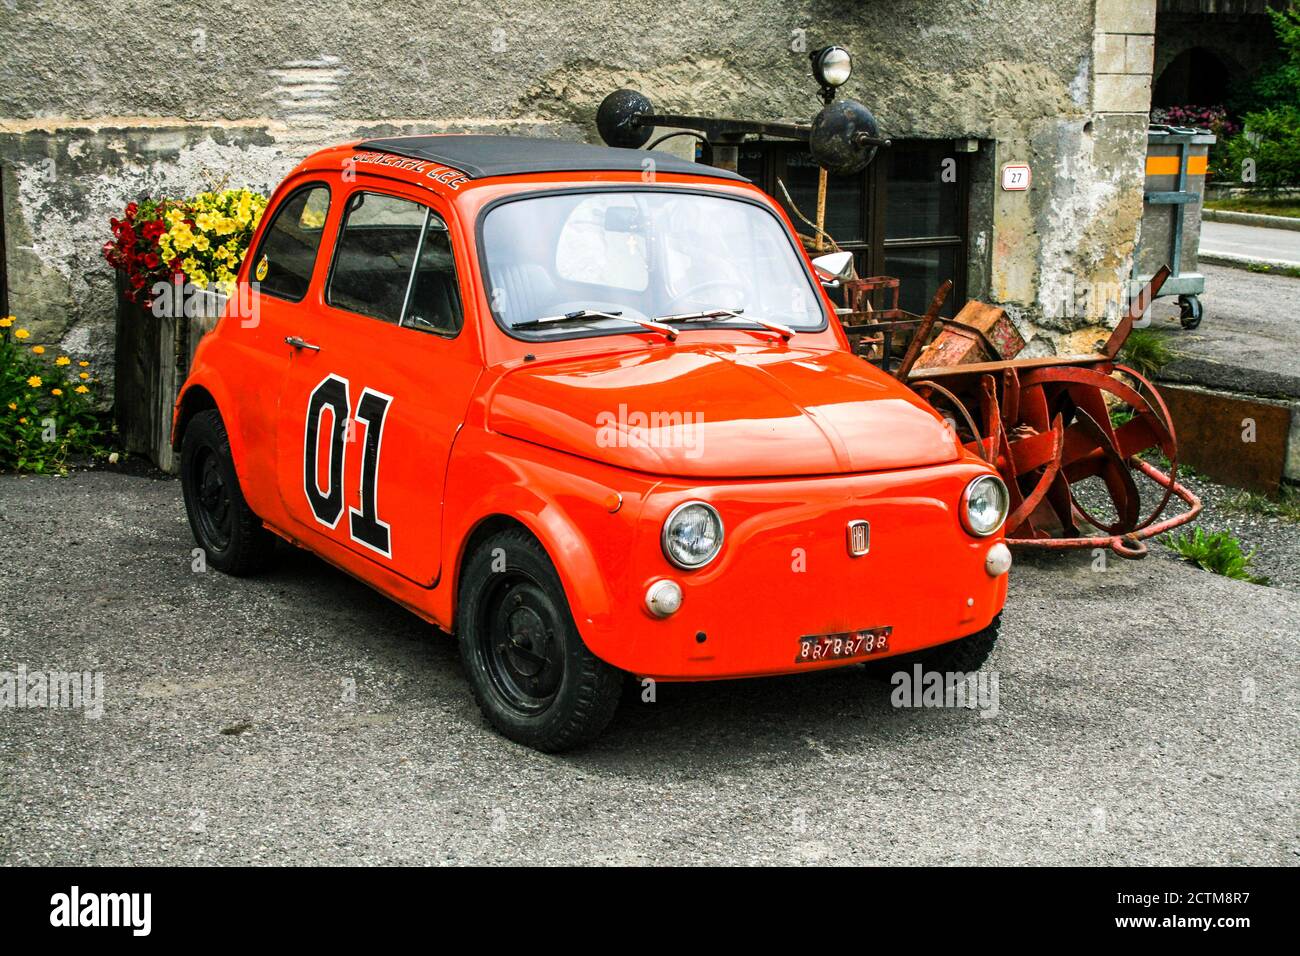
(75, 385, 90, 394)
(79, 372, 90, 380)
(31, 345, 45, 355)
(50, 388, 63, 397)
(0, 316, 13, 328)
(78, 360, 90, 367)
(18, 417, 27, 425)
(26, 375, 42, 388)
(14, 328, 30, 339)
(6, 402, 15, 411)
(56, 355, 71, 366)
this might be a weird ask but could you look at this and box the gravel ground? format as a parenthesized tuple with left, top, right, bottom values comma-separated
(0, 470, 1296, 866)
(1071, 462, 1300, 592)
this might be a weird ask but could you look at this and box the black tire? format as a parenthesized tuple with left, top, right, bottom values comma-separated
(456, 528, 622, 752)
(180, 409, 277, 576)
(864, 615, 1001, 678)
(1178, 295, 1203, 330)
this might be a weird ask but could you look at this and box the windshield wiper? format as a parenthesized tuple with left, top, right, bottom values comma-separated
(513, 309, 677, 340)
(657, 308, 794, 341)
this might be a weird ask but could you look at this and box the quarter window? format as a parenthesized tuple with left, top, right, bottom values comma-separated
(254, 184, 330, 302)
(327, 191, 462, 335)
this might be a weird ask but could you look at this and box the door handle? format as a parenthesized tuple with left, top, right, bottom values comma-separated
(285, 336, 321, 352)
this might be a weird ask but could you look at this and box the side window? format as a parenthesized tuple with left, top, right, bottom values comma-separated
(405, 226, 463, 335)
(254, 185, 330, 302)
(327, 192, 462, 336)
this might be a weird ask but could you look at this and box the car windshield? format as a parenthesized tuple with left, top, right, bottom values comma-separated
(480, 190, 826, 339)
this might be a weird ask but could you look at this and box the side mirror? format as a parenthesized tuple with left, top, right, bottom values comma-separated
(812, 251, 854, 288)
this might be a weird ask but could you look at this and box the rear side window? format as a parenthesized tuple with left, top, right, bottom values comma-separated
(327, 191, 462, 335)
(254, 185, 330, 302)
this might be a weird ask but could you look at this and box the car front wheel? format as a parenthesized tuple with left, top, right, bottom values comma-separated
(456, 528, 622, 752)
(180, 409, 278, 576)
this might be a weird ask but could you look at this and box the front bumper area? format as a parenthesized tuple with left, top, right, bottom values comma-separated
(581, 460, 1009, 680)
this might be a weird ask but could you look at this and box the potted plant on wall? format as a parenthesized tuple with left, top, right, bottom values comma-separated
(102, 188, 266, 471)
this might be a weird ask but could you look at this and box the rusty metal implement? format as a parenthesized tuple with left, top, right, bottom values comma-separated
(839, 266, 1201, 558)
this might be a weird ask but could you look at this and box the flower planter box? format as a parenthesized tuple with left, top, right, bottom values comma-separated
(113, 271, 222, 473)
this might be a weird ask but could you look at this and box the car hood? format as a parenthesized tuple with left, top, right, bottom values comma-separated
(485, 343, 961, 478)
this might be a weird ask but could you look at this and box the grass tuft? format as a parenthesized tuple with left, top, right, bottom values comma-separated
(1222, 486, 1300, 523)
(1162, 528, 1269, 585)
(1120, 328, 1174, 378)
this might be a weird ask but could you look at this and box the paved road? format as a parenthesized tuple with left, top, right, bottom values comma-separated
(1, 472, 1296, 865)
(1201, 220, 1300, 267)
(1149, 263, 1300, 399)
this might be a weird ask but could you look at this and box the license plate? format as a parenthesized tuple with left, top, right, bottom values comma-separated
(795, 626, 893, 664)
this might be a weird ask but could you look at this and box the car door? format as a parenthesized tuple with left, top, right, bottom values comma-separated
(226, 180, 333, 515)
(275, 183, 481, 586)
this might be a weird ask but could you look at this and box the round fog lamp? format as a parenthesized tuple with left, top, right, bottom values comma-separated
(662, 501, 724, 569)
(961, 475, 1009, 537)
(985, 542, 1013, 577)
(814, 46, 853, 87)
(645, 579, 683, 618)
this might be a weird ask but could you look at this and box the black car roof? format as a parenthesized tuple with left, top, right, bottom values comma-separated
(354, 134, 749, 182)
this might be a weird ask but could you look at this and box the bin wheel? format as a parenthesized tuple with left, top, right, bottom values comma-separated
(1178, 295, 1203, 330)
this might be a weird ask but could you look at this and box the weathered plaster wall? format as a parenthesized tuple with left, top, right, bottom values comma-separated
(0, 0, 1153, 388)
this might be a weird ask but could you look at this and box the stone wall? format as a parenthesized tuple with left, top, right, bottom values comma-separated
(0, 0, 1155, 389)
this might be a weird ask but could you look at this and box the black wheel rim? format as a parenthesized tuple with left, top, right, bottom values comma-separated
(191, 446, 233, 551)
(476, 570, 565, 716)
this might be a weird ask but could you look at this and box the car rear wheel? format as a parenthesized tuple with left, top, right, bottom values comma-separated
(180, 409, 277, 576)
(456, 528, 622, 752)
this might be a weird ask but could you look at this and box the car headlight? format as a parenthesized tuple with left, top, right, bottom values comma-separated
(960, 475, 1009, 537)
(662, 501, 724, 569)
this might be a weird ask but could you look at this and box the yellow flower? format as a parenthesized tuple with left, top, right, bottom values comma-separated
(6, 402, 15, 411)
(26, 375, 42, 388)
(14, 328, 30, 339)
(50, 388, 63, 396)
(55, 355, 70, 366)
(31, 345, 45, 355)
(75, 385, 90, 394)
(79, 372, 90, 380)
(0, 316, 13, 328)
(193, 234, 210, 252)
(18, 417, 27, 425)
(78, 360, 90, 367)
(190, 272, 209, 290)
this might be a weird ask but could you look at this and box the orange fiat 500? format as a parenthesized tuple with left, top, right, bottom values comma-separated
(174, 135, 1011, 751)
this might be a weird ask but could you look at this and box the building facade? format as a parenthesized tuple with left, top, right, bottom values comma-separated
(0, 0, 1158, 390)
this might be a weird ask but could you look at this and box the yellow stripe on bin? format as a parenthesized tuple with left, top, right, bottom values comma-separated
(1145, 155, 1208, 176)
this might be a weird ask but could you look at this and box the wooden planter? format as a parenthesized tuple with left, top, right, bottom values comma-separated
(113, 272, 222, 473)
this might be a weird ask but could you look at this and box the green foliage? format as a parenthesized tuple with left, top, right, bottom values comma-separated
(1204, 196, 1300, 217)
(1119, 328, 1174, 378)
(1215, 3, 1300, 188)
(1162, 528, 1270, 585)
(1217, 107, 1300, 189)
(0, 318, 112, 474)
(1223, 487, 1300, 523)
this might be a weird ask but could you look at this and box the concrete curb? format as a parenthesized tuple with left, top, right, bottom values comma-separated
(1199, 251, 1300, 273)
(1202, 208, 1300, 232)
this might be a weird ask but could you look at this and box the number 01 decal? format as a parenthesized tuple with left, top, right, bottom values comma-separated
(303, 374, 393, 557)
